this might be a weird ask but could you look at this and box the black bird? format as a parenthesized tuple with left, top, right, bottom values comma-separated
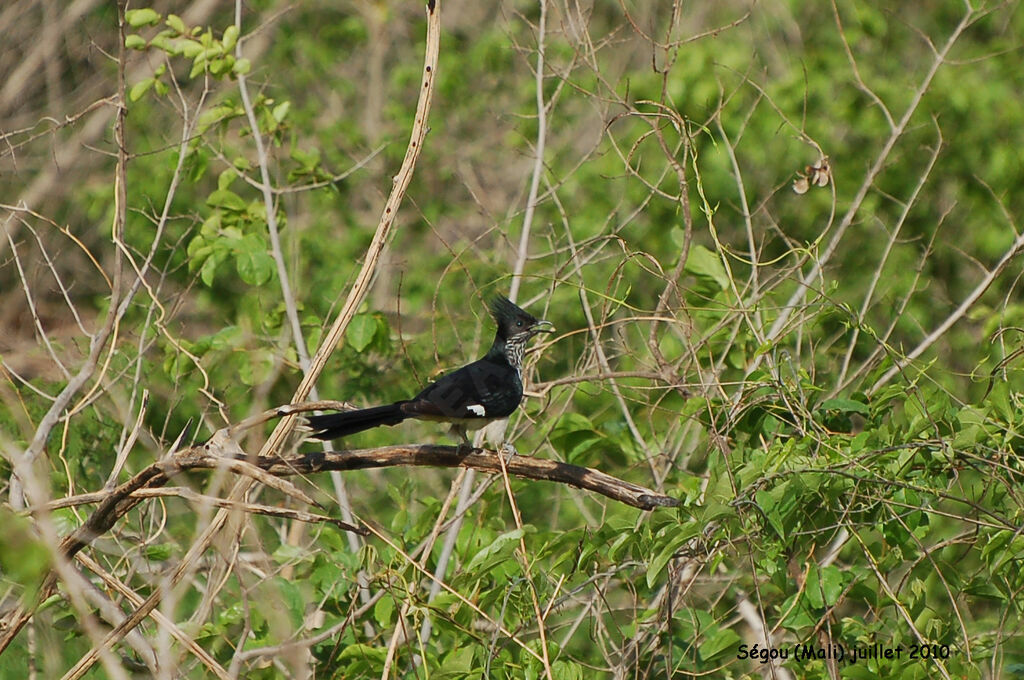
(306, 295, 554, 444)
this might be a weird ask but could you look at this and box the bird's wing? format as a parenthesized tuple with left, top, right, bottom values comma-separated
(404, 358, 522, 420)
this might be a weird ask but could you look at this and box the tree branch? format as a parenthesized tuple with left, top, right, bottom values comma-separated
(0, 411, 677, 653)
(254, 446, 680, 511)
(52, 436, 678, 567)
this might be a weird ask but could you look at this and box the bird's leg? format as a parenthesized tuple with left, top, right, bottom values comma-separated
(499, 440, 518, 464)
(451, 424, 473, 455)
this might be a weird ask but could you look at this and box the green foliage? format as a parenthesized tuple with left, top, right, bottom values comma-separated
(4, 0, 1024, 678)
(125, 10, 249, 80)
(0, 509, 51, 603)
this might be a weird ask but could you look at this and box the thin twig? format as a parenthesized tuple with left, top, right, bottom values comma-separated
(235, 4, 309, 375)
(834, 123, 943, 391)
(870, 226, 1024, 393)
(422, 0, 552, 657)
(0, 1, 445, 667)
(761, 5, 976, 352)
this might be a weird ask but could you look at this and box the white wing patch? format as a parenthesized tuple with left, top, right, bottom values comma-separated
(467, 404, 487, 417)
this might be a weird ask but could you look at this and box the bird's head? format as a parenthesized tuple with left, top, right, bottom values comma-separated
(489, 295, 554, 343)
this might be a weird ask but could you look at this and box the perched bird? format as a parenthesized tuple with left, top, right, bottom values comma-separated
(306, 295, 554, 444)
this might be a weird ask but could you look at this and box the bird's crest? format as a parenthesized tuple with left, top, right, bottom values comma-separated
(488, 295, 537, 327)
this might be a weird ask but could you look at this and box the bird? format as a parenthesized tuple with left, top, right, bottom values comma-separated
(305, 295, 554, 445)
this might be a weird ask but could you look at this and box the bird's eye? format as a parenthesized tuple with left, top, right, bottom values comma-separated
(516, 320, 523, 327)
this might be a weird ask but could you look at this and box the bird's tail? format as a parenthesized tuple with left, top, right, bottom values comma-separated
(305, 403, 408, 440)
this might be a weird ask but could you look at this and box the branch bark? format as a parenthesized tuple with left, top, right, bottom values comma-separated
(253, 446, 680, 511)
(55, 439, 677, 573)
(60, 438, 680, 549)
(0, 418, 677, 654)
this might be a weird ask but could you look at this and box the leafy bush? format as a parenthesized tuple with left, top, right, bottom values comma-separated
(1, 1, 1022, 678)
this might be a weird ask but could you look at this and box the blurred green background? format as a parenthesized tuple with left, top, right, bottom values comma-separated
(1, 1, 1023, 677)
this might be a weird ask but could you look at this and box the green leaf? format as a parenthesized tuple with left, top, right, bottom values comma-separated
(125, 8, 161, 28)
(217, 168, 239, 191)
(239, 349, 273, 386)
(464, 528, 525, 574)
(373, 596, 394, 627)
(143, 543, 175, 561)
(189, 55, 207, 78)
(273, 578, 305, 629)
(201, 45, 224, 61)
(148, 31, 173, 52)
(178, 39, 203, 58)
(550, 413, 605, 464)
(271, 543, 309, 566)
(272, 101, 291, 123)
(0, 509, 51, 601)
(232, 58, 252, 75)
(698, 626, 741, 661)
(805, 564, 824, 609)
(223, 24, 239, 51)
(129, 78, 153, 102)
(818, 565, 844, 606)
(200, 253, 220, 286)
(291, 147, 322, 172)
(779, 592, 817, 630)
(209, 57, 229, 76)
(440, 647, 476, 674)
(818, 397, 870, 415)
(124, 34, 147, 50)
(206, 188, 247, 212)
(551, 660, 584, 680)
(646, 520, 700, 588)
(166, 14, 186, 34)
(346, 314, 377, 353)
(755, 488, 787, 539)
(235, 240, 274, 286)
(338, 643, 387, 663)
(684, 244, 729, 291)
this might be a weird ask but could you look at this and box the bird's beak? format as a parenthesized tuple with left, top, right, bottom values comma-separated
(532, 320, 555, 335)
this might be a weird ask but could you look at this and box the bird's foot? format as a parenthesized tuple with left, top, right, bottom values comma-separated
(499, 440, 518, 464)
(455, 439, 475, 456)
